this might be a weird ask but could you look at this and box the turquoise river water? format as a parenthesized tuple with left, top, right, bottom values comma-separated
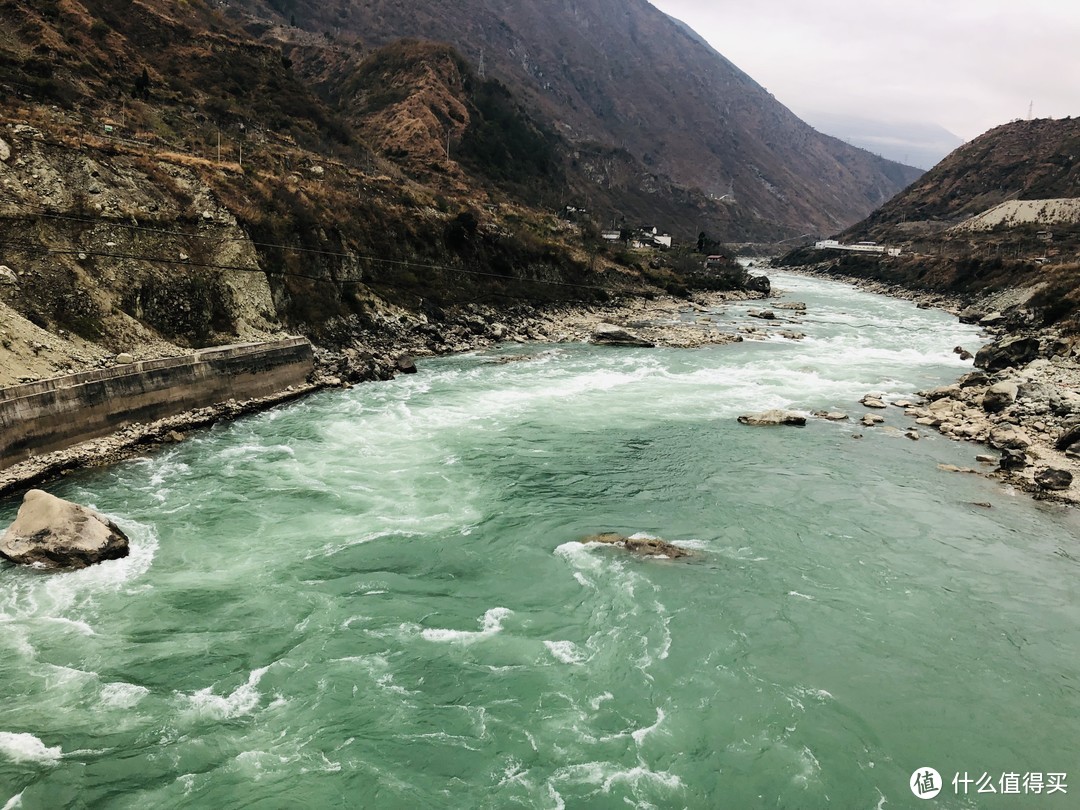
(2, 273, 1079, 809)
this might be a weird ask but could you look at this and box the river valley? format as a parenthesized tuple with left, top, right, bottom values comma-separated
(2, 273, 1078, 809)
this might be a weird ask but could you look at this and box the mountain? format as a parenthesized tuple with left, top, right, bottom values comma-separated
(226, 0, 923, 238)
(800, 112, 964, 171)
(842, 118, 1080, 245)
(782, 118, 1080, 331)
(0, 0, 930, 375)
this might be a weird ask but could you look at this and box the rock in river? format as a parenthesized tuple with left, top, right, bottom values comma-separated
(590, 323, 655, 348)
(395, 354, 418, 374)
(0, 490, 130, 570)
(581, 532, 691, 559)
(737, 409, 807, 427)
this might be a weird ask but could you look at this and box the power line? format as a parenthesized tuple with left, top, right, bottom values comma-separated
(0, 239, 626, 294)
(0, 206, 620, 292)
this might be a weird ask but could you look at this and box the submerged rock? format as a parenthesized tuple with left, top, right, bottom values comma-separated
(737, 409, 806, 427)
(0, 490, 129, 570)
(590, 323, 655, 348)
(581, 532, 691, 559)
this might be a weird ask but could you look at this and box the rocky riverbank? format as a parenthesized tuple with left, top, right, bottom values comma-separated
(783, 263, 1080, 504)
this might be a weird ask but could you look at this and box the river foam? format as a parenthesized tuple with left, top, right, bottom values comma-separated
(0, 732, 62, 765)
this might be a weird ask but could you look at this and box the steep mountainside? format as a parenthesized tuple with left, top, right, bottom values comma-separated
(782, 118, 1080, 333)
(2, 0, 694, 383)
(843, 118, 1080, 244)
(227, 0, 922, 237)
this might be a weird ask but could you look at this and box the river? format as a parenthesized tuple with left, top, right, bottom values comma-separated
(2, 273, 1078, 809)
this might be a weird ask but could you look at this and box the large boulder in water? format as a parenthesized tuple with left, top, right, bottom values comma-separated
(582, 532, 690, 559)
(590, 323, 655, 348)
(745, 275, 771, 294)
(737, 409, 806, 427)
(0, 490, 129, 570)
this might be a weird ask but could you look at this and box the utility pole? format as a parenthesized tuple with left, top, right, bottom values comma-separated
(1028, 100, 1034, 120)
(217, 128, 221, 162)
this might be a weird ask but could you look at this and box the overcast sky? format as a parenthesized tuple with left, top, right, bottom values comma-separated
(649, 0, 1079, 142)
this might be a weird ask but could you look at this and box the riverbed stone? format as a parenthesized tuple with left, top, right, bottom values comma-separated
(974, 335, 1041, 373)
(958, 371, 990, 389)
(982, 381, 1019, 413)
(590, 323, 655, 348)
(988, 425, 1032, 450)
(737, 409, 806, 427)
(1034, 467, 1073, 491)
(0, 490, 130, 569)
(818, 411, 849, 421)
(745, 275, 771, 294)
(924, 384, 961, 400)
(860, 393, 887, 408)
(582, 532, 690, 559)
(861, 413, 885, 426)
(997, 448, 1030, 471)
(395, 354, 418, 374)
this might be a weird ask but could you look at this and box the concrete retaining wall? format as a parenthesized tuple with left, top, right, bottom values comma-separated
(0, 337, 314, 470)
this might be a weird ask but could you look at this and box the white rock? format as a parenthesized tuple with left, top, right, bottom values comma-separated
(737, 409, 807, 427)
(0, 490, 129, 569)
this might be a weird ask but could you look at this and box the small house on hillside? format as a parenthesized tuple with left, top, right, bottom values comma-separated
(630, 226, 672, 249)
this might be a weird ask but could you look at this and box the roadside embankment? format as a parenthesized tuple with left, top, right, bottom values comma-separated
(0, 289, 767, 497)
(0, 338, 314, 477)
